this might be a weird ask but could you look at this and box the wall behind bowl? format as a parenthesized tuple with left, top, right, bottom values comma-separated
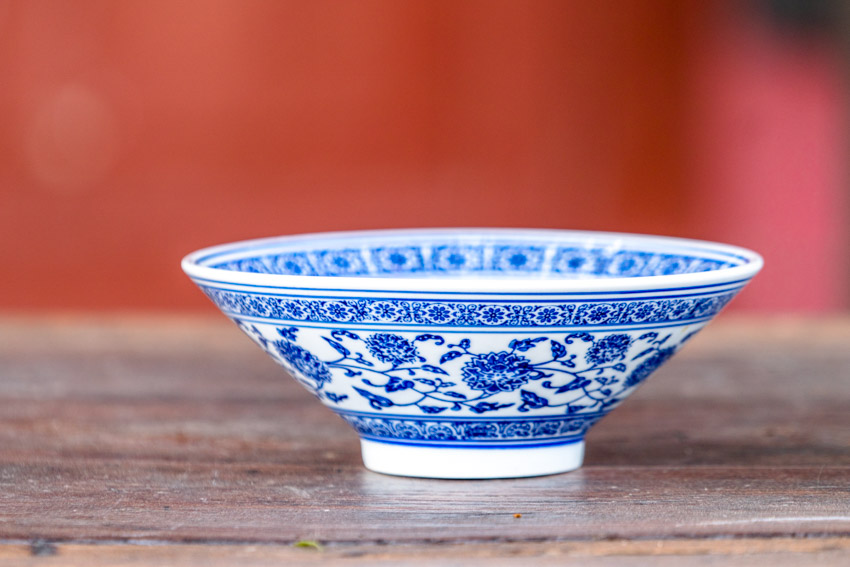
(0, 1, 846, 312)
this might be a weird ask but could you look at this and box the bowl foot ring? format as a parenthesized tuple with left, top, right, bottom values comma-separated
(360, 438, 585, 479)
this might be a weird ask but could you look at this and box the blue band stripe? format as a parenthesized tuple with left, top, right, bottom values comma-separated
(200, 285, 738, 328)
(223, 313, 716, 332)
(340, 411, 602, 446)
(195, 282, 744, 303)
(334, 408, 608, 421)
(359, 435, 585, 449)
(188, 274, 753, 295)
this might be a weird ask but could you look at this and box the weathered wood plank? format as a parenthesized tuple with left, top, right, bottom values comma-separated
(2, 459, 848, 542)
(0, 316, 848, 546)
(1, 539, 850, 567)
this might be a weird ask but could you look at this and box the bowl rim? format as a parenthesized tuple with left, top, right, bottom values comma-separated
(181, 228, 763, 294)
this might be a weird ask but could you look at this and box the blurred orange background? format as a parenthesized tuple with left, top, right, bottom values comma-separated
(1, 1, 847, 312)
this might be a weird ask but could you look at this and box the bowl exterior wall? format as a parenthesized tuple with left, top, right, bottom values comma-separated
(193, 278, 743, 452)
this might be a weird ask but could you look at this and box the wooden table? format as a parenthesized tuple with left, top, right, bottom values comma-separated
(1, 315, 848, 565)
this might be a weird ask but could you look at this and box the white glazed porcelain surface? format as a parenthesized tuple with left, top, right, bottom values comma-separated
(182, 228, 762, 478)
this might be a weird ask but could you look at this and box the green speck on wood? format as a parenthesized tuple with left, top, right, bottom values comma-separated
(293, 540, 324, 551)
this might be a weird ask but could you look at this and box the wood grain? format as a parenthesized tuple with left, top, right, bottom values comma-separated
(0, 315, 848, 559)
(1, 538, 850, 567)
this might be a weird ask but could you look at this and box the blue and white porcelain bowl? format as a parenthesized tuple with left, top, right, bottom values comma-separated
(182, 228, 762, 479)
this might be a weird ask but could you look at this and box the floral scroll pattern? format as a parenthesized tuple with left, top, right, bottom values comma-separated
(236, 321, 695, 419)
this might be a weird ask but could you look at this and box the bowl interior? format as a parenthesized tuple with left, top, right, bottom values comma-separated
(191, 229, 754, 281)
